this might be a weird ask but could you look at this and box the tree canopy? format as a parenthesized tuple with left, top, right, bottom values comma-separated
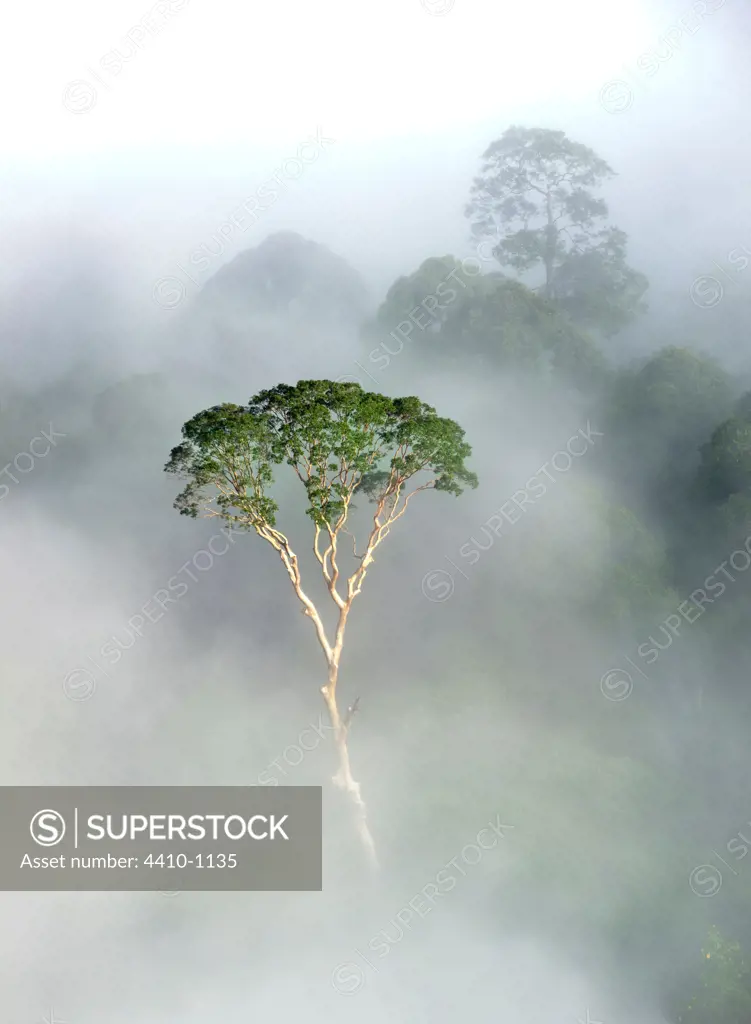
(166, 379, 477, 528)
(697, 390, 751, 506)
(465, 125, 648, 336)
(366, 255, 607, 389)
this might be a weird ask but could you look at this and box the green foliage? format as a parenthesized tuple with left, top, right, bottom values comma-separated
(680, 927, 751, 1024)
(719, 492, 751, 532)
(371, 255, 488, 334)
(616, 347, 733, 425)
(465, 125, 647, 336)
(457, 276, 607, 385)
(165, 379, 478, 529)
(547, 229, 649, 337)
(596, 502, 681, 631)
(368, 256, 607, 388)
(605, 347, 734, 505)
(697, 391, 751, 505)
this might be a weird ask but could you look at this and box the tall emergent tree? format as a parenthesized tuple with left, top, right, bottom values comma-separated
(164, 379, 478, 868)
(465, 125, 648, 336)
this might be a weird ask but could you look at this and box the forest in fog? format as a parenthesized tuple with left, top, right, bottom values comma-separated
(2, 0, 751, 1021)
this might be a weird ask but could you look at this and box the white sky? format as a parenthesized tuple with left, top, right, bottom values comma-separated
(2, 0, 657, 158)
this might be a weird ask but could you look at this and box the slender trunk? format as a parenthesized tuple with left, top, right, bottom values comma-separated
(283, 535, 380, 869)
(320, 659, 379, 872)
(544, 191, 555, 299)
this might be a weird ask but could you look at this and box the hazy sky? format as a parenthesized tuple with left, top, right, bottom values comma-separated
(4, 0, 656, 156)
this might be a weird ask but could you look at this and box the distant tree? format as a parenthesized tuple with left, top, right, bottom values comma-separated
(601, 346, 735, 588)
(610, 347, 732, 430)
(697, 390, 751, 505)
(165, 379, 477, 869)
(198, 231, 370, 328)
(366, 255, 607, 389)
(605, 347, 734, 505)
(465, 125, 648, 336)
(543, 229, 648, 337)
(458, 274, 607, 386)
(370, 256, 490, 339)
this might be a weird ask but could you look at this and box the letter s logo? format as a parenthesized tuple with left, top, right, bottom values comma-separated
(30, 809, 66, 847)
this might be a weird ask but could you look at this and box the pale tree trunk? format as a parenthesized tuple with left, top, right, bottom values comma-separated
(254, 479, 430, 873)
(320, 658, 379, 872)
(273, 539, 379, 871)
(209, 450, 434, 875)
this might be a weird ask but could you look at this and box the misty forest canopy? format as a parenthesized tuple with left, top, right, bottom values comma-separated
(10, 121, 751, 1024)
(368, 255, 608, 388)
(182, 127, 647, 386)
(197, 230, 370, 327)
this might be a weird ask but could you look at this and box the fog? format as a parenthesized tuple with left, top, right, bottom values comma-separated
(2, 0, 751, 1021)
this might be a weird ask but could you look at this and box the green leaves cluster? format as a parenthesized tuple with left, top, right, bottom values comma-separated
(369, 257, 607, 388)
(698, 390, 751, 506)
(165, 380, 477, 529)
